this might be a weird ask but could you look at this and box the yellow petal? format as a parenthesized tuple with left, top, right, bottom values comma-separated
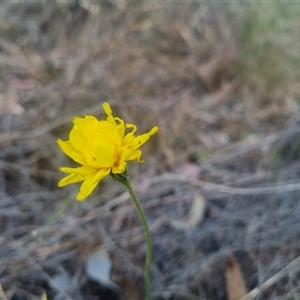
(132, 126, 159, 149)
(72, 116, 85, 126)
(151, 126, 159, 134)
(83, 116, 101, 139)
(69, 128, 86, 151)
(102, 102, 112, 115)
(93, 142, 115, 167)
(73, 116, 101, 140)
(102, 102, 116, 125)
(76, 168, 110, 201)
(72, 116, 86, 132)
(60, 166, 95, 174)
(123, 124, 137, 145)
(58, 173, 86, 187)
(82, 145, 100, 168)
(113, 117, 125, 142)
(98, 121, 115, 135)
(57, 139, 86, 165)
(120, 147, 133, 162)
(112, 161, 127, 174)
(126, 149, 143, 162)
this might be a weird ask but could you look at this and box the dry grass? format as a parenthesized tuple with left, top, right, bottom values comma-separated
(1, 1, 300, 299)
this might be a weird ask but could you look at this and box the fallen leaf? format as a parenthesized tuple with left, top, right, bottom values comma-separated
(86, 248, 119, 291)
(225, 253, 247, 300)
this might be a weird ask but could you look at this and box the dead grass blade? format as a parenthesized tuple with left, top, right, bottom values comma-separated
(241, 255, 300, 300)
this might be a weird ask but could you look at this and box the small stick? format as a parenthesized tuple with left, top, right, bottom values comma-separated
(240, 255, 300, 300)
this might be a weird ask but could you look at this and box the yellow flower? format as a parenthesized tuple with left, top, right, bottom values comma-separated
(57, 102, 159, 201)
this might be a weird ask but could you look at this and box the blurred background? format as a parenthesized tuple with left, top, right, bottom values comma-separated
(1, 1, 300, 299)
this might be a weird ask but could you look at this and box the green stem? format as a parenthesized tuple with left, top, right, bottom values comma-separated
(123, 179, 152, 300)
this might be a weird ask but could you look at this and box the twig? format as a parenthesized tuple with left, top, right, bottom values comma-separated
(0, 237, 74, 300)
(78, 173, 300, 227)
(149, 174, 300, 196)
(201, 125, 300, 167)
(240, 255, 300, 300)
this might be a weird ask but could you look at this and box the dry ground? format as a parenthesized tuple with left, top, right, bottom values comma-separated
(1, 1, 300, 300)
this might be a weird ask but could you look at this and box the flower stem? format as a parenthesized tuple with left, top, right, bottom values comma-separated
(123, 179, 152, 300)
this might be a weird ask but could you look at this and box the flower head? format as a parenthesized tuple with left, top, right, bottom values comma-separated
(57, 102, 158, 201)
